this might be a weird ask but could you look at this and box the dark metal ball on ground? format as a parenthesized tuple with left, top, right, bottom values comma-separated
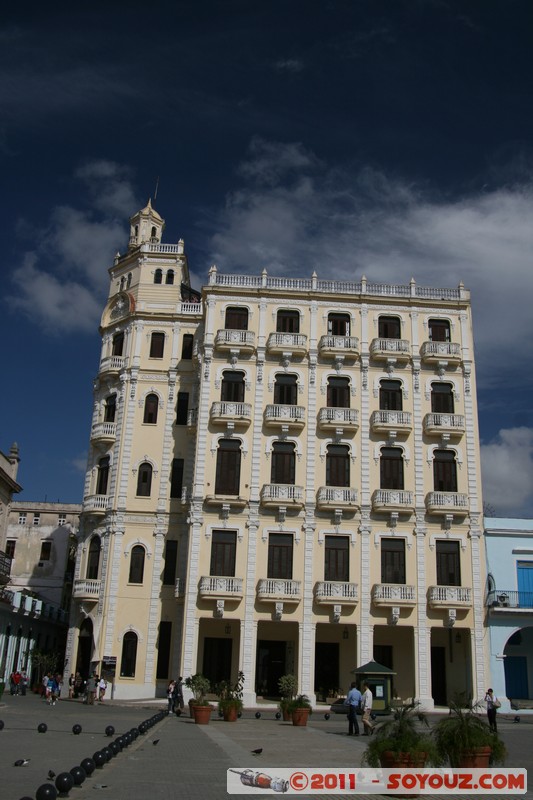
(69, 766, 86, 785)
(275, 712, 281, 719)
(102, 747, 113, 761)
(0, 720, 4, 730)
(35, 784, 58, 800)
(37, 722, 48, 733)
(237, 711, 242, 718)
(255, 712, 261, 718)
(130, 727, 139, 738)
(80, 758, 95, 776)
(114, 737, 123, 750)
(324, 713, 330, 720)
(72, 724, 82, 735)
(109, 741, 120, 756)
(105, 725, 115, 737)
(92, 751, 106, 768)
(55, 772, 74, 794)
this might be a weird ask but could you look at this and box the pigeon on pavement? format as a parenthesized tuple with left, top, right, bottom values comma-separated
(251, 748, 263, 755)
(152, 739, 160, 745)
(14, 759, 30, 766)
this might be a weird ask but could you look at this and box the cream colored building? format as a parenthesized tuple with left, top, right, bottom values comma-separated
(66, 201, 487, 706)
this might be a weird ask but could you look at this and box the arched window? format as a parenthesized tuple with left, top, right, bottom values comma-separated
(271, 442, 296, 485)
(165, 269, 174, 285)
(143, 394, 159, 424)
(104, 395, 116, 423)
(96, 456, 110, 495)
(154, 269, 163, 285)
(126, 273, 132, 289)
(120, 276, 126, 291)
(129, 545, 145, 583)
(86, 536, 101, 580)
(136, 462, 153, 497)
(431, 383, 455, 414)
(380, 447, 404, 490)
(433, 450, 457, 492)
(274, 374, 297, 405)
(327, 376, 350, 408)
(379, 380, 402, 410)
(326, 444, 350, 487)
(112, 332, 124, 356)
(151, 226, 157, 239)
(221, 371, 245, 402)
(378, 316, 401, 339)
(120, 631, 138, 677)
(214, 440, 241, 495)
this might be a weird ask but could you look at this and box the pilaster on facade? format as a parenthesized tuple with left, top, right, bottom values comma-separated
(358, 521, 372, 664)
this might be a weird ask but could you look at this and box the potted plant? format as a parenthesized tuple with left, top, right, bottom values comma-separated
(289, 693, 312, 726)
(216, 671, 244, 721)
(362, 703, 441, 769)
(434, 700, 507, 767)
(184, 674, 212, 724)
(278, 674, 298, 721)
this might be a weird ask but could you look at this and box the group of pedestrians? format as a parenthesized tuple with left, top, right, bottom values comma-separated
(9, 670, 29, 695)
(344, 680, 375, 736)
(167, 677, 184, 714)
(41, 672, 63, 705)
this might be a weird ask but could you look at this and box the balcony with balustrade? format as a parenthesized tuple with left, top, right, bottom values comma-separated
(428, 585, 472, 608)
(72, 579, 101, 601)
(264, 404, 306, 430)
(420, 341, 462, 365)
(318, 335, 359, 359)
(316, 487, 359, 511)
(423, 413, 465, 438)
(260, 484, 304, 508)
(486, 589, 533, 611)
(370, 338, 411, 362)
(90, 421, 117, 445)
(215, 329, 255, 353)
(99, 355, 125, 374)
(317, 407, 359, 433)
(257, 578, 301, 603)
(425, 492, 469, 516)
(371, 489, 414, 514)
(82, 495, 109, 516)
(314, 581, 359, 606)
(266, 332, 307, 357)
(199, 575, 243, 600)
(372, 583, 416, 607)
(210, 401, 252, 428)
(370, 410, 412, 435)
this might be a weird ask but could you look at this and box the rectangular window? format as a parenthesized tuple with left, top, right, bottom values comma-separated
(379, 380, 403, 411)
(327, 377, 350, 408)
(210, 531, 237, 576)
(429, 319, 450, 342)
(162, 540, 178, 586)
(431, 383, 455, 414)
(181, 334, 194, 359)
(33, 514, 41, 526)
(58, 515, 67, 526)
(326, 446, 350, 487)
(276, 310, 300, 333)
(5, 540, 16, 560)
(380, 448, 404, 490)
(328, 313, 350, 336)
(39, 541, 52, 561)
(156, 621, 172, 680)
(381, 538, 405, 583)
(324, 536, 349, 582)
(436, 540, 461, 586)
(433, 451, 457, 492)
(225, 307, 248, 330)
(221, 372, 245, 402)
(378, 316, 401, 339)
(18, 513, 26, 525)
(149, 332, 165, 358)
(215, 440, 241, 495)
(175, 392, 189, 425)
(271, 443, 295, 485)
(170, 458, 184, 499)
(273, 375, 297, 405)
(268, 533, 293, 579)
(112, 332, 124, 356)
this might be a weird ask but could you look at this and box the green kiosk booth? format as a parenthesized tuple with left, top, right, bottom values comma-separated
(352, 660, 396, 715)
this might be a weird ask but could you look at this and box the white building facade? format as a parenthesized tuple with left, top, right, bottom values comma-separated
(66, 202, 487, 706)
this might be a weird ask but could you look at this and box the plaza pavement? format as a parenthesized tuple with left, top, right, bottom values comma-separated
(1, 692, 532, 800)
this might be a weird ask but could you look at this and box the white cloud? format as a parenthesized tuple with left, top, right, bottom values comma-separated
(481, 428, 533, 517)
(274, 58, 305, 73)
(71, 452, 88, 473)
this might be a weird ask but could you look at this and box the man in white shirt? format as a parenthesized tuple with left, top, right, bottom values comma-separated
(361, 681, 374, 735)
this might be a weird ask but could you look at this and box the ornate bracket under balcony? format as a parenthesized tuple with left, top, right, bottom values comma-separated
(317, 407, 359, 433)
(318, 335, 359, 360)
(264, 404, 306, 429)
(372, 583, 416, 607)
(423, 413, 465, 439)
(314, 581, 359, 606)
(257, 578, 301, 604)
(370, 410, 412, 435)
(82, 495, 109, 516)
(215, 329, 256, 354)
(72, 578, 101, 602)
(199, 575, 243, 600)
(371, 490, 414, 515)
(425, 492, 469, 516)
(260, 484, 304, 508)
(390, 606, 400, 625)
(90, 421, 117, 445)
(316, 487, 359, 511)
(446, 608, 457, 627)
(370, 338, 411, 362)
(420, 341, 462, 366)
(267, 332, 307, 357)
(210, 401, 252, 428)
(428, 586, 472, 608)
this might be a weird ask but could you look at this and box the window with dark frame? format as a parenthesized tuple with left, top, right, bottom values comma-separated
(156, 620, 172, 679)
(428, 319, 451, 342)
(276, 310, 300, 333)
(96, 456, 110, 495)
(120, 631, 138, 677)
(436, 540, 461, 586)
(129, 545, 145, 583)
(181, 334, 194, 360)
(39, 541, 52, 561)
(327, 377, 350, 408)
(268, 533, 293, 579)
(136, 462, 153, 497)
(271, 442, 296, 485)
(175, 392, 189, 425)
(112, 332, 124, 356)
(327, 313, 350, 336)
(273, 374, 298, 405)
(149, 332, 165, 358)
(215, 439, 241, 495)
(431, 383, 455, 414)
(210, 530, 237, 576)
(5, 540, 15, 560)
(378, 316, 401, 339)
(86, 536, 101, 580)
(324, 535, 349, 582)
(170, 458, 184, 499)
(143, 393, 159, 424)
(380, 447, 404, 490)
(381, 538, 406, 583)
(326, 445, 350, 487)
(104, 394, 116, 422)
(379, 379, 403, 410)
(433, 450, 458, 492)
(154, 269, 162, 284)
(224, 306, 248, 330)
(166, 269, 175, 285)
(162, 540, 178, 585)
(221, 371, 245, 402)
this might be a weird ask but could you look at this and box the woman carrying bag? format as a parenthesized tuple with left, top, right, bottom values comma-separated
(484, 688, 501, 732)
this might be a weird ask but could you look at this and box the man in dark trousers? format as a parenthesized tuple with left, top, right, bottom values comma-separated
(344, 681, 362, 736)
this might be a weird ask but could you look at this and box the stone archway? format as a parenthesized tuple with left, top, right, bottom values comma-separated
(503, 626, 533, 704)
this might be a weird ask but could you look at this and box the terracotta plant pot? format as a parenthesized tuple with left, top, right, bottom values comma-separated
(192, 704, 213, 725)
(458, 746, 491, 768)
(291, 708, 311, 726)
(282, 709, 292, 722)
(222, 705, 238, 722)
(380, 753, 427, 798)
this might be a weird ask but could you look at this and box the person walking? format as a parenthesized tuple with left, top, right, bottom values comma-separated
(85, 673, 96, 705)
(361, 681, 375, 736)
(98, 676, 107, 701)
(484, 688, 500, 732)
(20, 669, 29, 696)
(167, 679, 176, 713)
(173, 676, 184, 715)
(344, 681, 362, 736)
(68, 673, 75, 699)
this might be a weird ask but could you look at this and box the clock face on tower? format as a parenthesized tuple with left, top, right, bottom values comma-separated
(110, 293, 132, 321)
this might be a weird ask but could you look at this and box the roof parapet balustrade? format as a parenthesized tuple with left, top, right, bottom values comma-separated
(90, 421, 117, 444)
(267, 332, 307, 357)
(317, 487, 359, 510)
(72, 579, 101, 601)
(428, 585, 472, 608)
(257, 578, 301, 602)
(317, 407, 359, 432)
(174, 577, 186, 600)
(314, 581, 359, 605)
(371, 489, 414, 514)
(260, 484, 304, 508)
(486, 589, 533, 610)
(371, 410, 412, 435)
(215, 329, 255, 353)
(82, 495, 109, 516)
(421, 341, 462, 365)
(210, 401, 252, 428)
(199, 576, 243, 599)
(99, 355, 125, 374)
(372, 583, 416, 606)
(425, 491, 469, 516)
(369, 338, 411, 362)
(318, 335, 360, 359)
(423, 413, 465, 438)
(264, 404, 306, 429)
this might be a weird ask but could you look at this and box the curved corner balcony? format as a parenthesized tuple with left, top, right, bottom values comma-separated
(317, 407, 359, 432)
(370, 338, 411, 362)
(267, 332, 307, 357)
(317, 487, 359, 510)
(90, 421, 117, 445)
(264, 404, 306, 430)
(260, 484, 304, 508)
(318, 335, 359, 359)
(314, 581, 359, 605)
(370, 410, 412, 435)
(420, 341, 462, 365)
(82, 495, 109, 516)
(210, 401, 252, 428)
(428, 585, 472, 608)
(215, 329, 255, 353)
(257, 578, 301, 603)
(99, 355, 125, 374)
(371, 489, 414, 514)
(72, 579, 101, 601)
(199, 575, 243, 599)
(423, 413, 465, 438)
(425, 492, 469, 516)
(372, 583, 416, 606)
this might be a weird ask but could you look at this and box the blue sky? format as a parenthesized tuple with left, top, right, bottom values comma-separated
(1, 0, 532, 516)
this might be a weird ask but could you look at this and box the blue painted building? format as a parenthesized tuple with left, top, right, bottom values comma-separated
(485, 518, 533, 714)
